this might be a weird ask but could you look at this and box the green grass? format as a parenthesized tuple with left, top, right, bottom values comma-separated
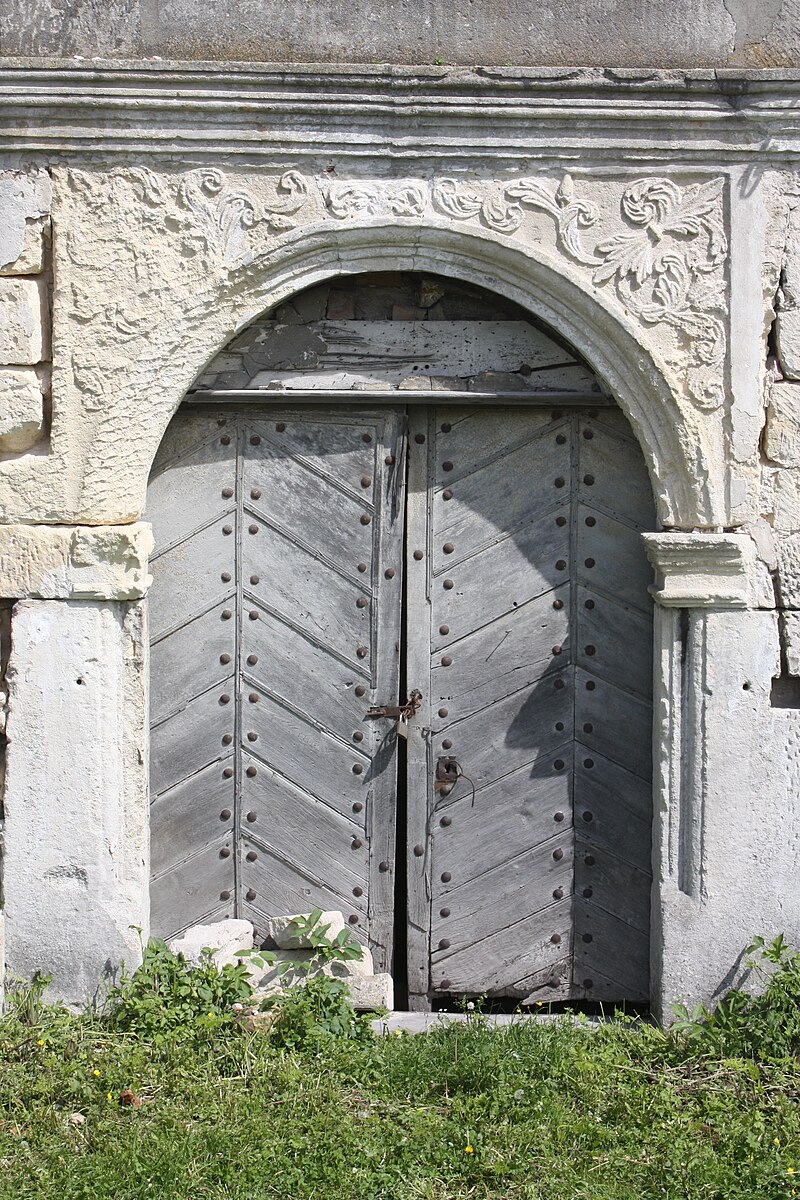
(1, 1006, 799, 1200)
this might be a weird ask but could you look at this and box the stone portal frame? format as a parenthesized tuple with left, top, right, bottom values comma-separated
(0, 72, 794, 1010)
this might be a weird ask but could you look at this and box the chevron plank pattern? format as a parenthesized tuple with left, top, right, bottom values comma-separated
(418, 406, 655, 1004)
(147, 408, 405, 965)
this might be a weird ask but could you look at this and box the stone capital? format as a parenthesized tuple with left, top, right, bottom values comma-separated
(0, 523, 153, 599)
(642, 532, 756, 609)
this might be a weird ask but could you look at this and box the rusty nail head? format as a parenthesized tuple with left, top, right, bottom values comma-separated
(585, 644, 596, 656)
(441, 871, 452, 882)
(440, 979, 452, 990)
(357, 562, 367, 573)
(353, 886, 364, 897)
(553, 599, 564, 610)
(585, 854, 596, 865)
(360, 476, 372, 488)
(249, 610, 259, 620)
(275, 422, 285, 432)
(352, 764, 363, 775)
(442, 738, 453, 750)
(586, 681, 596, 691)
(442, 489, 454, 503)
(356, 597, 367, 609)
(220, 847, 231, 858)
(585, 599, 595, 609)
(360, 514, 371, 526)
(550, 933, 562, 944)
(440, 815, 452, 827)
(553, 887, 564, 900)
(246, 811, 257, 822)
(553, 848, 564, 861)
(221, 435, 231, 445)
(552, 645, 562, 656)
(220, 693, 231, 705)
(362, 433, 372, 443)
(413, 550, 423, 561)
(356, 646, 368, 659)
(438, 707, 448, 718)
(555, 559, 566, 571)
(385, 568, 395, 579)
(442, 461, 454, 472)
(414, 433, 425, 444)
(556, 515, 567, 527)
(247, 654, 258, 666)
(440, 907, 451, 917)
(353, 730, 364, 742)
(246, 766, 257, 778)
(585, 558, 595, 569)
(249, 692, 260, 703)
(249, 524, 259, 534)
(413, 844, 425, 857)
(250, 435, 260, 445)
(246, 889, 256, 901)
(583, 887, 593, 898)
(554, 678, 565, 690)
(385, 454, 395, 465)
(223, 766, 233, 778)
(220, 890, 231, 900)
(250, 575, 259, 585)
(251, 488, 261, 500)
(441, 655, 452, 667)
(349, 914, 359, 924)
(246, 851, 258, 862)
(555, 721, 564, 732)
(352, 837, 363, 849)
(586, 516, 596, 527)
(554, 477, 565, 488)
(221, 572, 231, 582)
(222, 733, 233, 745)
(222, 525, 232, 535)
(443, 579, 454, 590)
(583, 722, 593, 733)
(554, 811, 564, 822)
(439, 624, 449, 635)
(554, 759, 565, 770)
(441, 422, 452, 432)
(220, 809, 231, 820)
(222, 487, 233, 498)
(221, 609, 232, 619)
(438, 938, 450, 950)
(584, 473, 595, 485)
(352, 801, 363, 813)
(247, 732, 258, 742)
(443, 543, 454, 554)
(583, 933, 593, 943)
(355, 685, 366, 697)
(220, 653, 231, 664)
(378, 860, 390, 872)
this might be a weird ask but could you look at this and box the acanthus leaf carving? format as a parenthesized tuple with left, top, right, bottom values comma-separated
(325, 181, 426, 219)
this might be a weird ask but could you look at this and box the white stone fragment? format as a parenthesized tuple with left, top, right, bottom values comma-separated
(782, 611, 800, 677)
(167, 919, 254, 967)
(266, 910, 346, 949)
(244, 945, 374, 994)
(0, 524, 153, 600)
(0, 170, 51, 275)
(0, 367, 44, 452)
(346, 973, 394, 1012)
(0, 278, 47, 365)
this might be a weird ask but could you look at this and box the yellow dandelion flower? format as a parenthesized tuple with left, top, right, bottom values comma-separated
(107, 1092, 113, 1102)
(37, 1039, 44, 1046)
(93, 1069, 100, 1077)
(775, 1139, 781, 1145)
(535, 1002, 543, 1008)
(465, 1145, 474, 1155)
(788, 1167, 795, 1175)
(207, 1011, 214, 1018)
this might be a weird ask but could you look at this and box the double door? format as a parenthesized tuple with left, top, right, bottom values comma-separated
(147, 402, 655, 1005)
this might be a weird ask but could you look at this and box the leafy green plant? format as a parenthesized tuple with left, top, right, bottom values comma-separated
(104, 936, 254, 1044)
(672, 933, 800, 1060)
(4, 971, 53, 1026)
(244, 909, 375, 1048)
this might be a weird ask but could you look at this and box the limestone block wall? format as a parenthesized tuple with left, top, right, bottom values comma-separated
(0, 170, 51, 459)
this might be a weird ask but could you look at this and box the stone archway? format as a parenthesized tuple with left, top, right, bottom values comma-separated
(146, 269, 659, 1008)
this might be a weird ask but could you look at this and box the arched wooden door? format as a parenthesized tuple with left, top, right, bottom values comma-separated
(146, 274, 656, 1007)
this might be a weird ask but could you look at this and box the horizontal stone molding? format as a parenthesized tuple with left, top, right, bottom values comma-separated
(642, 532, 757, 609)
(2, 63, 800, 163)
(0, 523, 153, 598)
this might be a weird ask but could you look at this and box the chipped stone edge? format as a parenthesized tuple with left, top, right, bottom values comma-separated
(0, 523, 153, 599)
(642, 531, 756, 609)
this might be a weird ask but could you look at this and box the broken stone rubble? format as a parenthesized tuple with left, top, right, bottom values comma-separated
(167, 916, 393, 1012)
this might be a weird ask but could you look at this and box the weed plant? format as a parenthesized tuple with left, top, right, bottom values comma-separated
(0, 936, 798, 1199)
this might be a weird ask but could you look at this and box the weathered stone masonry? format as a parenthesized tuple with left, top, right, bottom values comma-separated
(1, 57, 800, 1015)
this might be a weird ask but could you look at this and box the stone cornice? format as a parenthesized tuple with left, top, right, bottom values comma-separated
(2, 61, 800, 163)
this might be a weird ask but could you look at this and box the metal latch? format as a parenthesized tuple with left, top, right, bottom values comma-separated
(366, 690, 422, 722)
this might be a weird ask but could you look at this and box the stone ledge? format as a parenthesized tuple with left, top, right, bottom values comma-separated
(0, 523, 153, 599)
(642, 532, 756, 609)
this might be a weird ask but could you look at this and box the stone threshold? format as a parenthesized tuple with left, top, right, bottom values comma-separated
(371, 1011, 603, 1034)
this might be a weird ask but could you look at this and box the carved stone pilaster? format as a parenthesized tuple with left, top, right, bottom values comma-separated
(642, 532, 757, 609)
